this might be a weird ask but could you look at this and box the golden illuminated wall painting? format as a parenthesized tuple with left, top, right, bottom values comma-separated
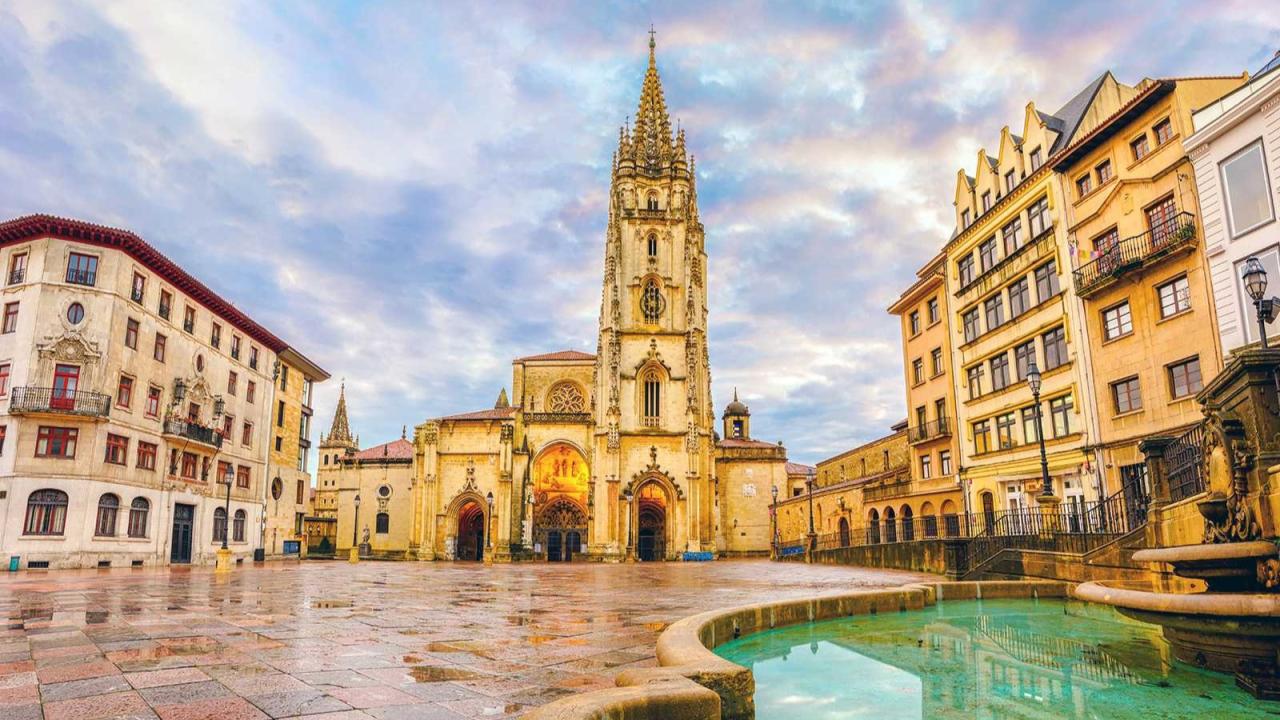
(533, 443, 589, 506)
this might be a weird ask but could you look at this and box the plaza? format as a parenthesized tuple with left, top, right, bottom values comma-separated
(0, 560, 932, 719)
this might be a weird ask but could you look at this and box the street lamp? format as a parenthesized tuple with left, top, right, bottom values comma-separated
(806, 469, 817, 554)
(1242, 257, 1278, 348)
(1027, 360, 1053, 498)
(485, 491, 494, 550)
(173, 378, 187, 406)
(770, 484, 779, 557)
(220, 463, 233, 550)
(352, 493, 361, 548)
(622, 488, 634, 561)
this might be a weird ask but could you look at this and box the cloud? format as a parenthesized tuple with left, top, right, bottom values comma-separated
(1, 0, 1277, 467)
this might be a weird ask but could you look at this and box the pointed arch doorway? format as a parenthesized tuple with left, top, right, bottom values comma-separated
(634, 481, 668, 561)
(457, 501, 485, 561)
(535, 497, 588, 562)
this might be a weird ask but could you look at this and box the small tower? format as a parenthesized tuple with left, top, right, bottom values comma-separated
(722, 388, 750, 440)
(319, 381, 358, 465)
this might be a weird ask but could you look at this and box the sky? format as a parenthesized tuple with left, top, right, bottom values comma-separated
(2, 1, 1278, 466)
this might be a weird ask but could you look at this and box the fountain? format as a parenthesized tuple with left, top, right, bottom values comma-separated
(1076, 347, 1280, 699)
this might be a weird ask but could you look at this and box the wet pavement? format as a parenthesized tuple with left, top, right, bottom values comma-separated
(0, 559, 935, 719)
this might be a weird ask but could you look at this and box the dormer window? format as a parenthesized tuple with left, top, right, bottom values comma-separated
(647, 192, 659, 211)
(1076, 173, 1092, 198)
(961, 209, 971, 228)
(1005, 170, 1016, 193)
(981, 192, 992, 213)
(1030, 147, 1043, 171)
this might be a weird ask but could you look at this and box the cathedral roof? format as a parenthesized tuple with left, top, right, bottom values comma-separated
(438, 406, 519, 422)
(354, 438, 413, 461)
(718, 438, 780, 449)
(322, 381, 356, 448)
(514, 350, 596, 362)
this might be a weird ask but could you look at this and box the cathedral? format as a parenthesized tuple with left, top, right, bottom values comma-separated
(312, 37, 792, 562)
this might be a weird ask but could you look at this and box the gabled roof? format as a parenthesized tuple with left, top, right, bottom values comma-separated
(1048, 72, 1111, 152)
(515, 350, 596, 362)
(353, 438, 413, 461)
(438, 406, 519, 422)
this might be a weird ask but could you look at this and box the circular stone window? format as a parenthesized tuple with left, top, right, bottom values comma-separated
(271, 477, 283, 500)
(66, 302, 85, 325)
(378, 485, 392, 498)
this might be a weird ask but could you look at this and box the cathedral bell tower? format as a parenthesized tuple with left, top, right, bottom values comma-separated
(593, 32, 716, 559)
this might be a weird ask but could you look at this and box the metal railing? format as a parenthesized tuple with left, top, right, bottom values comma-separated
(1073, 212, 1197, 297)
(1167, 422, 1206, 502)
(163, 418, 224, 448)
(65, 268, 96, 286)
(908, 417, 951, 444)
(8, 268, 24, 285)
(9, 387, 111, 417)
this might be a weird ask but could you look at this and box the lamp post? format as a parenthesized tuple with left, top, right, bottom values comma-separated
(484, 491, 495, 565)
(622, 488, 635, 562)
(805, 469, 817, 560)
(1242, 257, 1277, 348)
(1027, 361, 1053, 499)
(349, 493, 361, 563)
(214, 463, 234, 572)
(770, 484, 779, 560)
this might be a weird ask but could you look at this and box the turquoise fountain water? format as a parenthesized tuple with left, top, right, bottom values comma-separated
(715, 598, 1272, 719)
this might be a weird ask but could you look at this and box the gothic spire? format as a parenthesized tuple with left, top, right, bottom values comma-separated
(628, 28, 674, 171)
(323, 380, 355, 448)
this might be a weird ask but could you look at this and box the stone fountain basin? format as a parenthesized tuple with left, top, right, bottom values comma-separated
(1132, 541, 1276, 591)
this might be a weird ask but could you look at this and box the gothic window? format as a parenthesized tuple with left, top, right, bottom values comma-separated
(548, 382, 586, 413)
(642, 370, 661, 426)
(376, 512, 390, 534)
(647, 192, 659, 211)
(647, 233, 658, 257)
(641, 280, 664, 323)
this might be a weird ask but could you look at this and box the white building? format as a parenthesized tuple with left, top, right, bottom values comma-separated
(1188, 52, 1280, 351)
(0, 214, 319, 569)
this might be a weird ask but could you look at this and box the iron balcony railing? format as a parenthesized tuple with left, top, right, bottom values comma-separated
(8, 268, 24, 285)
(1073, 212, 1197, 298)
(65, 268, 96, 286)
(9, 387, 111, 417)
(163, 418, 224, 448)
(1167, 422, 1207, 503)
(908, 417, 951, 444)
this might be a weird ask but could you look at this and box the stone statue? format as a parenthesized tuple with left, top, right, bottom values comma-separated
(361, 525, 370, 546)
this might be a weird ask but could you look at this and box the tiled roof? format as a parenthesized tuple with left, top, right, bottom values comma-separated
(718, 438, 782, 449)
(353, 438, 413, 461)
(438, 406, 519, 422)
(785, 462, 815, 475)
(1048, 72, 1110, 152)
(515, 350, 596, 362)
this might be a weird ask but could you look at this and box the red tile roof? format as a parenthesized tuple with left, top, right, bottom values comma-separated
(514, 350, 596, 362)
(353, 438, 413, 461)
(785, 462, 815, 474)
(438, 406, 519, 422)
(719, 438, 783, 449)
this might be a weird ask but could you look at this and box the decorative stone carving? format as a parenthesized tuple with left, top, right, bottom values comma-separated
(548, 382, 587, 413)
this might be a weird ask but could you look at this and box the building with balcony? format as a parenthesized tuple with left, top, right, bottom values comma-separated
(0, 214, 322, 569)
(1186, 51, 1280, 352)
(264, 348, 329, 558)
(1052, 74, 1243, 507)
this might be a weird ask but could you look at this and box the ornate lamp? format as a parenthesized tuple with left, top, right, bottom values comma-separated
(1026, 360, 1053, 498)
(1242, 257, 1277, 348)
(213, 395, 225, 420)
(173, 378, 187, 405)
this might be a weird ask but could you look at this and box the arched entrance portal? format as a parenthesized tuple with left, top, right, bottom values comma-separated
(535, 498, 588, 562)
(457, 501, 485, 561)
(635, 482, 667, 561)
(532, 443, 590, 561)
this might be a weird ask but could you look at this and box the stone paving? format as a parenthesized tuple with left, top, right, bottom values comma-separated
(0, 559, 935, 719)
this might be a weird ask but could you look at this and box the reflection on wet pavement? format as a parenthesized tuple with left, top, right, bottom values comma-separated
(0, 559, 932, 718)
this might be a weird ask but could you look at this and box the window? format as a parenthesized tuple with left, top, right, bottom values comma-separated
(1027, 196, 1050, 236)
(982, 191, 992, 213)
(216, 460, 233, 486)
(1096, 159, 1113, 185)
(1154, 118, 1173, 145)
(996, 413, 1016, 449)
(374, 511, 391, 534)
(647, 233, 658, 257)
(1001, 218, 1023, 255)
(105, 433, 128, 465)
(1112, 376, 1143, 414)
(961, 209, 971, 228)
(909, 311, 920, 336)
(116, 375, 133, 409)
(296, 479, 305, 504)
(230, 335, 241, 360)
(180, 451, 198, 480)
(915, 405, 927, 428)
(66, 302, 84, 325)
(979, 237, 997, 272)
(931, 347, 944, 376)
(153, 334, 166, 362)
(95, 494, 119, 536)
(1005, 170, 1016, 193)
(962, 308, 980, 343)
(241, 421, 253, 447)
(66, 252, 98, 286)
(990, 354, 1010, 391)
(973, 420, 991, 454)
(280, 365, 289, 391)
(984, 295, 1004, 330)
(246, 380, 256, 403)
(1158, 276, 1191, 318)
(137, 441, 157, 471)
(8, 252, 27, 285)
(24, 490, 68, 536)
(1102, 302, 1133, 340)
(122, 497, 149, 538)
(125, 318, 139, 349)
(276, 400, 286, 427)
(1221, 141, 1275, 237)
(1050, 395, 1073, 437)
(967, 365, 983, 399)
(36, 426, 77, 457)
(158, 289, 172, 320)
(920, 454, 932, 479)
(1093, 227, 1119, 261)
(233, 509, 246, 542)
(641, 281, 663, 323)
(275, 436, 283, 452)
(1008, 277, 1030, 317)
(647, 193, 659, 211)
(911, 358, 924, 385)
(1168, 357, 1203, 399)
(211, 323, 221, 349)
(934, 398, 946, 422)
(145, 386, 161, 418)
(249, 346, 259, 370)
(1022, 406, 1040, 443)
(1030, 147, 1043, 171)
(1035, 261, 1059, 301)
(1013, 341, 1035, 381)
(958, 255, 975, 287)
(642, 369, 661, 424)
(1131, 134, 1150, 161)
(939, 450, 952, 475)
(236, 465, 250, 489)
(0, 363, 9, 397)
(183, 306, 195, 333)
(1147, 195, 1179, 246)
(1043, 327, 1068, 369)
(131, 272, 145, 302)
(1076, 173, 1092, 197)
(213, 507, 227, 543)
(227, 371, 238, 396)
(2, 302, 17, 333)
(927, 298, 939, 324)
(222, 414, 234, 439)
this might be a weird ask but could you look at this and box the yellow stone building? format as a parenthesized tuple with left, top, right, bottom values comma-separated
(315, 38, 791, 562)
(1050, 73, 1243, 507)
(263, 348, 328, 557)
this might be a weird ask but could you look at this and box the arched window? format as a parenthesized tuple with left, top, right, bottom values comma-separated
(25, 489, 68, 536)
(128, 498, 150, 538)
(232, 509, 246, 542)
(95, 494, 120, 537)
(547, 382, 586, 413)
(641, 280, 663, 323)
(376, 512, 390, 534)
(647, 233, 658, 257)
(213, 507, 227, 543)
(323, 455, 329, 465)
(642, 370, 661, 426)
(647, 192, 659, 211)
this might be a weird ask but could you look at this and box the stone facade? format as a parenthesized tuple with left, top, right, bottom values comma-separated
(264, 349, 328, 557)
